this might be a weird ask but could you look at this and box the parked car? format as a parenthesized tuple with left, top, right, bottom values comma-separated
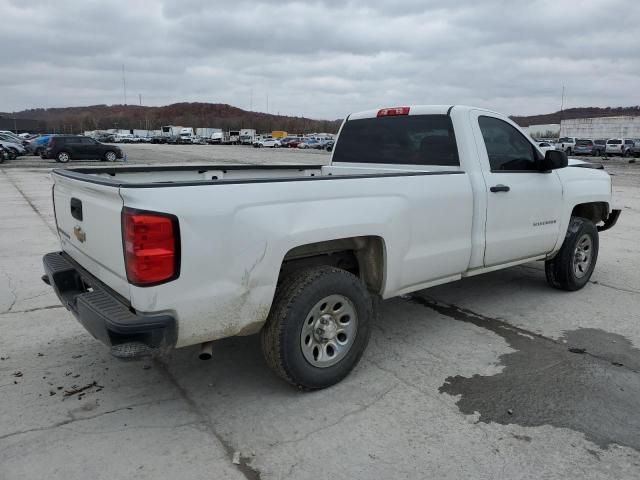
(27, 135, 53, 156)
(325, 140, 335, 152)
(605, 138, 634, 157)
(42, 135, 123, 163)
(41, 104, 620, 389)
(0, 131, 27, 145)
(280, 137, 302, 148)
(573, 139, 597, 156)
(555, 137, 576, 155)
(255, 138, 281, 148)
(94, 133, 115, 143)
(298, 139, 322, 149)
(0, 139, 27, 157)
(593, 139, 607, 156)
(631, 139, 640, 157)
(537, 141, 555, 154)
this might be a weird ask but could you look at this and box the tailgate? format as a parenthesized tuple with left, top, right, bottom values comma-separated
(53, 173, 130, 299)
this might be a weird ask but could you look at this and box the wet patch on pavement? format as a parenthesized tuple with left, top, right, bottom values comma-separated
(409, 295, 640, 452)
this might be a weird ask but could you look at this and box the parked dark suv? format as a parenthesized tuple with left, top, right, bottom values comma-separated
(42, 135, 123, 163)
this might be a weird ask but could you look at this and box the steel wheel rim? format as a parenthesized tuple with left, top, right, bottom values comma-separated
(573, 234, 593, 278)
(106, 152, 116, 161)
(300, 294, 358, 368)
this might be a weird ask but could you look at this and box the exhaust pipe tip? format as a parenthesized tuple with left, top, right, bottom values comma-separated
(199, 341, 214, 361)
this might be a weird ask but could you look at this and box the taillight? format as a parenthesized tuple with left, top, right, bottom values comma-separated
(122, 208, 180, 286)
(377, 106, 410, 117)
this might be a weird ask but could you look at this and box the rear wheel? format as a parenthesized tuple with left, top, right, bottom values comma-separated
(545, 217, 598, 291)
(56, 151, 70, 163)
(566, 148, 572, 156)
(261, 266, 374, 390)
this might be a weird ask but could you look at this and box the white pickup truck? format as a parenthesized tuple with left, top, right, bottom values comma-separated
(42, 105, 620, 390)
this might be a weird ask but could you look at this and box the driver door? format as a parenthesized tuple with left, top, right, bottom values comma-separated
(470, 112, 563, 267)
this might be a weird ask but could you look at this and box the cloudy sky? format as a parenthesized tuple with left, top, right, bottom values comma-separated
(1, 0, 638, 119)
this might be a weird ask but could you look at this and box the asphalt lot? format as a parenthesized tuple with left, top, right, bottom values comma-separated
(1, 145, 639, 479)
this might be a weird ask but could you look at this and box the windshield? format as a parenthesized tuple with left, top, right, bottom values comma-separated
(576, 140, 592, 146)
(333, 114, 459, 166)
(607, 139, 622, 144)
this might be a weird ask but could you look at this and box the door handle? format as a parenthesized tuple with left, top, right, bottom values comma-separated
(490, 184, 510, 193)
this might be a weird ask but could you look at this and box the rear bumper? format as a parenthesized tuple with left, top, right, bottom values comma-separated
(42, 251, 176, 356)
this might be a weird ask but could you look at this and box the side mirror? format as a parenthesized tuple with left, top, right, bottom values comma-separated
(540, 150, 568, 171)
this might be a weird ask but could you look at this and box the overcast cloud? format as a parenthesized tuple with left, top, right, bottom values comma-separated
(1, 0, 639, 119)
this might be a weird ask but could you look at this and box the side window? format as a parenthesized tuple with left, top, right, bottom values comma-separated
(79, 137, 93, 144)
(478, 116, 538, 172)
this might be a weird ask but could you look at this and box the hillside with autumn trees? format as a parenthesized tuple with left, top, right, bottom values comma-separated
(3, 103, 342, 134)
(3, 103, 640, 134)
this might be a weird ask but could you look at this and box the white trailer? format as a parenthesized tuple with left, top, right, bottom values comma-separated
(161, 126, 184, 138)
(239, 129, 256, 145)
(196, 128, 223, 144)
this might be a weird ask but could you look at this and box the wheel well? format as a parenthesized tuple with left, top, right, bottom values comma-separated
(571, 202, 609, 225)
(280, 236, 385, 294)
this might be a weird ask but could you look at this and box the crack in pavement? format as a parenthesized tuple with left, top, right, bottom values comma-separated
(1, 170, 57, 236)
(272, 384, 397, 448)
(0, 397, 179, 443)
(1, 305, 64, 315)
(153, 358, 262, 480)
(0, 269, 18, 315)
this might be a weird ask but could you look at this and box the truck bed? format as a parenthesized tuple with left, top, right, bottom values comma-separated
(51, 163, 472, 348)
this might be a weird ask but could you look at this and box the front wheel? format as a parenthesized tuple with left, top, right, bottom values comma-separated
(261, 266, 374, 390)
(104, 150, 117, 162)
(545, 217, 599, 291)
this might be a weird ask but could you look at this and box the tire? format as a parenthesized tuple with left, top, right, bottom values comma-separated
(545, 217, 599, 291)
(566, 148, 572, 156)
(56, 151, 71, 163)
(261, 266, 374, 390)
(104, 150, 117, 162)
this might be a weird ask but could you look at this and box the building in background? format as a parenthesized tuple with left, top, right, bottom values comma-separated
(560, 116, 640, 138)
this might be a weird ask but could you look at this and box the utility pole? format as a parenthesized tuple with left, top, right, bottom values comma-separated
(266, 93, 269, 114)
(122, 64, 127, 105)
(139, 93, 142, 106)
(250, 88, 253, 111)
(559, 84, 565, 136)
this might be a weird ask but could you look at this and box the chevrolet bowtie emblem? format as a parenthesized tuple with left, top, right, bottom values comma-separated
(73, 226, 86, 243)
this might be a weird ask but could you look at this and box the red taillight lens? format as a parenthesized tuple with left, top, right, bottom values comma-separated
(122, 208, 179, 286)
(377, 106, 410, 117)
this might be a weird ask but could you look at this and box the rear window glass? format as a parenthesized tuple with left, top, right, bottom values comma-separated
(558, 137, 571, 143)
(607, 139, 622, 144)
(595, 140, 606, 145)
(576, 139, 593, 146)
(333, 114, 459, 166)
